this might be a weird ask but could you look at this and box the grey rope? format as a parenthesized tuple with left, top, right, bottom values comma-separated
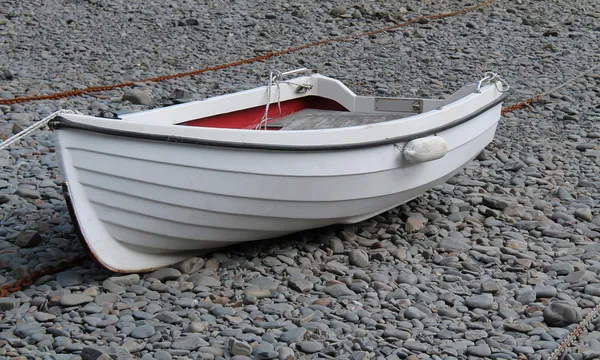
(0, 109, 81, 151)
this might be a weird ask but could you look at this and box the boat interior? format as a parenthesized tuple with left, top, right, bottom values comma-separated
(182, 95, 412, 131)
(118, 72, 479, 131)
(179, 84, 478, 131)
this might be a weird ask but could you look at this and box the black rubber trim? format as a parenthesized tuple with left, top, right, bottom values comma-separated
(49, 93, 508, 152)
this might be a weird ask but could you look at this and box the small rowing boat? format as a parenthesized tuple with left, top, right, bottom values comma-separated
(48, 68, 509, 272)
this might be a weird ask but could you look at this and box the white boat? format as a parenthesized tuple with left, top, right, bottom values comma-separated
(48, 69, 509, 273)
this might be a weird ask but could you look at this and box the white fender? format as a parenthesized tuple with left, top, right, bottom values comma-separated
(403, 136, 448, 163)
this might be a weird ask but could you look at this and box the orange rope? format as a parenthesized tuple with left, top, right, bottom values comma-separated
(0, 0, 495, 105)
(501, 95, 542, 115)
(0, 254, 87, 298)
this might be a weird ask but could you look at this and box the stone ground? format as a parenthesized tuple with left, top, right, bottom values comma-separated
(1, 0, 600, 359)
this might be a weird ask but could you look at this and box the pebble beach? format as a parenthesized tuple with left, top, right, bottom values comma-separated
(1, 0, 600, 359)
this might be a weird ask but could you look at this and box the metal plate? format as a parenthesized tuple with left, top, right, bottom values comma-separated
(374, 98, 424, 113)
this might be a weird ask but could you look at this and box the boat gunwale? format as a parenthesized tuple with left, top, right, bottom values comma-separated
(50, 93, 507, 151)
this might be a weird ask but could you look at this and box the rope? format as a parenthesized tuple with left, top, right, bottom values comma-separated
(0, 0, 495, 106)
(501, 60, 600, 115)
(539, 62, 600, 98)
(0, 109, 81, 151)
(0, 253, 88, 298)
(256, 70, 283, 130)
(500, 95, 541, 115)
(477, 71, 510, 93)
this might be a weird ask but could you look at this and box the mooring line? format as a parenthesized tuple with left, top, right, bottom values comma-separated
(0, 0, 495, 105)
(0, 253, 88, 297)
(500, 60, 600, 115)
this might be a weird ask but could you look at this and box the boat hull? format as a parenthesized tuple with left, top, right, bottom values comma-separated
(52, 103, 502, 272)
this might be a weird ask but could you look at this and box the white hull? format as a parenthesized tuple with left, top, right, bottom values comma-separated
(51, 72, 507, 272)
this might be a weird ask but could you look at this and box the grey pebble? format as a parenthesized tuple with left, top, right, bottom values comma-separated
(94, 293, 120, 304)
(173, 257, 205, 274)
(515, 287, 536, 304)
(130, 325, 155, 339)
(172, 334, 208, 350)
(288, 278, 314, 292)
(147, 267, 181, 282)
(504, 323, 534, 333)
(107, 274, 140, 286)
(467, 344, 492, 357)
(154, 350, 172, 360)
(229, 338, 253, 356)
(324, 283, 356, 298)
(278, 347, 295, 360)
(281, 327, 307, 343)
(438, 235, 471, 252)
(513, 345, 535, 354)
(60, 294, 93, 306)
(465, 293, 494, 310)
(545, 262, 574, 275)
(383, 328, 410, 340)
(102, 279, 126, 294)
(465, 330, 488, 341)
(297, 341, 324, 354)
(349, 249, 369, 267)
(15, 188, 40, 199)
(404, 341, 428, 352)
(56, 271, 84, 287)
(575, 208, 593, 221)
(330, 5, 346, 16)
(122, 89, 152, 105)
(253, 343, 277, 359)
(534, 285, 558, 298)
(543, 302, 582, 327)
(397, 272, 418, 285)
(0, 297, 20, 310)
(404, 306, 427, 320)
(201, 347, 225, 357)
